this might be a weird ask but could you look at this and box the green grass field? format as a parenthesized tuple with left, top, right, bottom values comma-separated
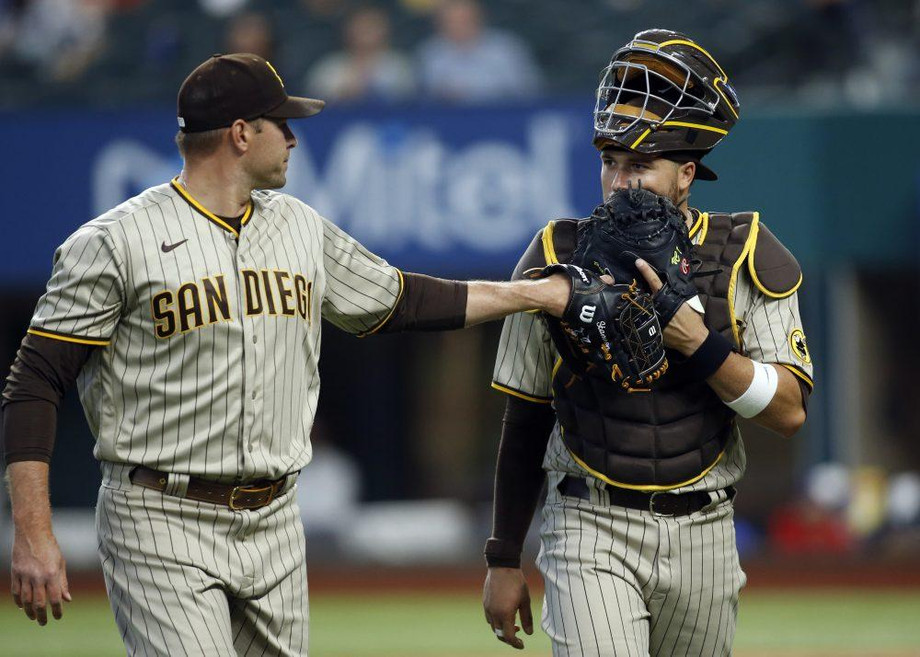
(1, 589, 918, 656)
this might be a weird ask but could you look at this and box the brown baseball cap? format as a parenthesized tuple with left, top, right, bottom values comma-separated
(177, 53, 325, 133)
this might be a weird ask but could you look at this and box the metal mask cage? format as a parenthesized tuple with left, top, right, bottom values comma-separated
(593, 44, 722, 141)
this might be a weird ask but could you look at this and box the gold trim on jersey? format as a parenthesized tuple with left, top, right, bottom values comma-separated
(541, 221, 559, 265)
(27, 328, 110, 346)
(782, 363, 814, 390)
(565, 439, 725, 492)
(491, 381, 553, 404)
(695, 212, 710, 245)
(688, 209, 711, 246)
(688, 210, 703, 238)
(746, 224, 803, 299)
(357, 269, 406, 338)
(170, 178, 254, 238)
(552, 356, 563, 380)
(727, 212, 759, 349)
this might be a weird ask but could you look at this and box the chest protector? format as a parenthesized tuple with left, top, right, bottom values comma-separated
(544, 210, 798, 490)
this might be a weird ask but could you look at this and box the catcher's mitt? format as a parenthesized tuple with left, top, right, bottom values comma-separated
(527, 264, 667, 388)
(572, 185, 700, 327)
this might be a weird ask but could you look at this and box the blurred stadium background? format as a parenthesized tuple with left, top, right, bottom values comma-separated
(1, 0, 919, 654)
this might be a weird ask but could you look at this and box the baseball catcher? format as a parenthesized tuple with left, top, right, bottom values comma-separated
(484, 28, 812, 656)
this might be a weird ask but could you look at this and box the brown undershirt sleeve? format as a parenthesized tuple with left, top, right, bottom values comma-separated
(376, 272, 469, 332)
(2, 333, 94, 465)
(483, 396, 556, 568)
(799, 379, 811, 415)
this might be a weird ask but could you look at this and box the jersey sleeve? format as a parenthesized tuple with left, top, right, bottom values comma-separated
(491, 227, 557, 403)
(319, 216, 404, 336)
(492, 311, 556, 403)
(28, 226, 125, 346)
(736, 273, 814, 390)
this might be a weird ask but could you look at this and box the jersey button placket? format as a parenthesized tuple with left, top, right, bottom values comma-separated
(236, 235, 259, 473)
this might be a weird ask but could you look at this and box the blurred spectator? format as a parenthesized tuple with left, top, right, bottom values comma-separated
(199, 0, 249, 20)
(794, 0, 877, 105)
(768, 463, 856, 555)
(298, 0, 352, 22)
(0, 1, 23, 63)
(416, 0, 542, 102)
(887, 472, 920, 528)
(3, 0, 110, 82)
(304, 5, 415, 103)
(224, 11, 275, 62)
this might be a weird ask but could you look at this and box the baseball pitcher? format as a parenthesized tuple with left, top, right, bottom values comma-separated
(0, 52, 623, 656)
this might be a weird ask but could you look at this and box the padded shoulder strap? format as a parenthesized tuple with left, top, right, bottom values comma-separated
(747, 220, 802, 299)
(511, 227, 551, 281)
(510, 219, 578, 280)
(540, 218, 578, 266)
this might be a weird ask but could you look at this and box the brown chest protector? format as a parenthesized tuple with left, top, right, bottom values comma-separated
(547, 211, 761, 489)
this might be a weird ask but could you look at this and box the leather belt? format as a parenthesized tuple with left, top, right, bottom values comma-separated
(558, 475, 735, 516)
(130, 465, 292, 511)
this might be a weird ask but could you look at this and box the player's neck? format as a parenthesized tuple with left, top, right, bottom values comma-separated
(177, 164, 252, 218)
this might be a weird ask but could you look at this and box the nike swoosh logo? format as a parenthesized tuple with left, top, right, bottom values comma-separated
(161, 239, 188, 253)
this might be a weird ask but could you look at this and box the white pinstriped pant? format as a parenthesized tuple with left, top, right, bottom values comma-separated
(537, 473, 746, 657)
(96, 462, 308, 656)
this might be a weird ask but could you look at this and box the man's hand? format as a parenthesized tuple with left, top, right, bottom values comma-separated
(635, 258, 708, 356)
(7, 461, 71, 625)
(483, 567, 534, 650)
(11, 527, 71, 625)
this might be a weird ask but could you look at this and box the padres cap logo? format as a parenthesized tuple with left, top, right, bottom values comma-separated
(789, 328, 810, 364)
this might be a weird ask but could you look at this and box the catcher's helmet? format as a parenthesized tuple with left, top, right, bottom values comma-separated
(593, 29, 740, 179)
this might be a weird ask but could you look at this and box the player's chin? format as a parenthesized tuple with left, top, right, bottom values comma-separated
(260, 171, 287, 190)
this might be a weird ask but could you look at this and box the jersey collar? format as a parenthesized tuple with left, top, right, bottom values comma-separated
(688, 208, 709, 245)
(170, 177, 253, 238)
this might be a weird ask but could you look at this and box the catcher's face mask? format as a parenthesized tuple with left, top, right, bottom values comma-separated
(593, 29, 740, 158)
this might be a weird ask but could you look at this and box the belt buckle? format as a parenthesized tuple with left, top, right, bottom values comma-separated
(648, 491, 662, 516)
(229, 483, 273, 511)
(648, 491, 673, 517)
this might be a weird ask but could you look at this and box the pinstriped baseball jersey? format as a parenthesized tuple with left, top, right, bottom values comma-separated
(492, 213, 813, 493)
(29, 178, 402, 481)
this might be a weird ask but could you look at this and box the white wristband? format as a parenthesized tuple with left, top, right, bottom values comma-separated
(725, 361, 778, 418)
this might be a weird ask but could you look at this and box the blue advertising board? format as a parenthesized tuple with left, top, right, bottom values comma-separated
(3, 102, 604, 284)
(3, 104, 918, 286)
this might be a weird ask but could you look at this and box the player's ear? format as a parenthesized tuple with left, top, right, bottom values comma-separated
(228, 119, 252, 153)
(677, 161, 695, 192)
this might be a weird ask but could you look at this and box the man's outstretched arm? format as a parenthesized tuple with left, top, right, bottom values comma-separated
(370, 272, 571, 335)
(465, 277, 569, 327)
